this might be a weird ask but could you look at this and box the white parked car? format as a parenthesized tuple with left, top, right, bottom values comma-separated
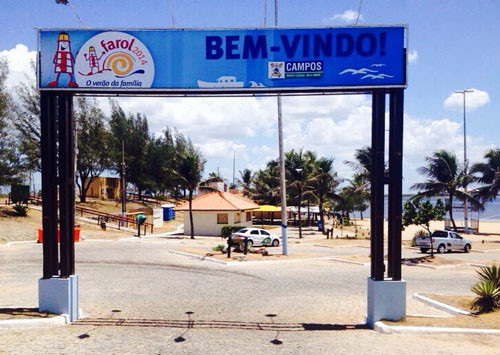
(415, 230, 472, 254)
(231, 228, 281, 247)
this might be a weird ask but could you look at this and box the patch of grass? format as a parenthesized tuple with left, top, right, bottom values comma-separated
(212, 244, 224, 252)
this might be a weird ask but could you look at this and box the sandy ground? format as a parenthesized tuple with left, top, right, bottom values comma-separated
(0, 201, 184, 243)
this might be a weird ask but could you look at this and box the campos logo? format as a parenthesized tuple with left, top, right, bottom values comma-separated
(75, 31, 155, 89)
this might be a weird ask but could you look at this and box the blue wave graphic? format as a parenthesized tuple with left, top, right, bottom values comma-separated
(116, 69, 145, 78)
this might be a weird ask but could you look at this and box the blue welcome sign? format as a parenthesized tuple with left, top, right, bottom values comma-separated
(38, 26, 406, 93)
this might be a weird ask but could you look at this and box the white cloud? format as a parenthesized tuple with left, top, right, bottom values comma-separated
(327, 10, 363, 23)
(408, 50, 418, 64)
(444, 89, 490, 110)
(0, 44, 36, 90)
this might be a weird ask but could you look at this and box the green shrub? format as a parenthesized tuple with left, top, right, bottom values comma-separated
(212, 244, 224, 252)
(12, 203, 28, 217)
(471, 280, 500, 313)
(476, 265, 500, 288)
(220, 225, 245, 238)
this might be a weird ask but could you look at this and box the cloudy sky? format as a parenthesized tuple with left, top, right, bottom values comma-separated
(1, 1, 498, 192)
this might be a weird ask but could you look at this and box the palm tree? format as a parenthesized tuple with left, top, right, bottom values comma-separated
(252, 161, 280, 205)
(471, 148, 500, 203)
(309, 157, 341, 233)
(345, 146, 372, 179)
(238, 168, 253, 196)
(346, 173, 369, 220)
(204, 171, 223, 183)
(176, 148, 206, 239)
(412, 150, 482, 230)
(286, 149, 315, 238)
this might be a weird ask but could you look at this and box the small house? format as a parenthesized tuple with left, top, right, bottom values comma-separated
(85, 177, 122, 200)
(175, 191, 258, 236)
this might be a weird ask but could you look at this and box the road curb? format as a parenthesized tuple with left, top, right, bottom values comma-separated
(169, 250, 335, 265)
(413, 293, 471, 315)
(468, 263, 488, 268)
(0, 314, 68, 329)
(329, 257, 368, 266)
(313, 244, 367, 249)
(374, 321, 500, 335)
(168, 250, 228, 264)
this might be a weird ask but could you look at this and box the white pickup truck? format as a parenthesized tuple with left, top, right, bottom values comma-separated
(415, 230, 472, 254)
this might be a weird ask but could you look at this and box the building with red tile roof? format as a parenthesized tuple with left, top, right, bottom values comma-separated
(175, 191, 258, 236)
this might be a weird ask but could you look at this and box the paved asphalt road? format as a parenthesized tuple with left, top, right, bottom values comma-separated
(0, 239, 498, 354)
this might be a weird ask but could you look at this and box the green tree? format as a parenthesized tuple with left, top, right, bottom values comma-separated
(412, 150, 482, 231)
(309, 157, 340, 233)
(285, 149, 315, 238)
(471, 148, 500, 203)
(176, 146, 206, 239)
(402, 196, 446, 234)
(74, 97, 113, 202)
(335, 187, 355, 224)
(204, 172, 223, 183)
(251, 160, 281, 205)
(345, 146, 372, 182)
(0, 58, 23, 186)
(11, 62, 40, 175)
(346, 173, 369, 220)
(238, 168, 253, 196)
(109, 101, 151, 198)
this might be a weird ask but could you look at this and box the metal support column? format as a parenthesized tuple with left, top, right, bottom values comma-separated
(370, 91, 386, 281)
(40, 92, 59, 279)
(388, 90, 404, 280)
(58, 93, 75, 277)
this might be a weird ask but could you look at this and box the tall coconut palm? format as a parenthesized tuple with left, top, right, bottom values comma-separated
(309, 157, 341, 233)
(252, 161, 281, 205)
(471, 148, 500, 203)
(286, 149, 315, 238)
(345, 146, 372, 178)
(238, 168, 253, 196)
(344, 146, 373, 196)
(347, 172, 369, 220)
(412, 150, 482, 230)
(176, 148, 206, 239)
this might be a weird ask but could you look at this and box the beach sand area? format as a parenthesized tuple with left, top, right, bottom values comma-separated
(1, 201, 500, 245)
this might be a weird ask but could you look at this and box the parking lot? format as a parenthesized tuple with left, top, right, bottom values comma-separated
(0, 230, 499, 354)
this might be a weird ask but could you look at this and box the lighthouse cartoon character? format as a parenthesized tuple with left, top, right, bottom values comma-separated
(83, 46, 105, 75)
(48, 32, 78, 87)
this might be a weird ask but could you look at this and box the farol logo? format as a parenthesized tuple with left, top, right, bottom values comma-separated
(75, 31, 155, 89)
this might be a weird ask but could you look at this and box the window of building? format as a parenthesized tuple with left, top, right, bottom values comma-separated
(246, 212, 252, 221)
(217, 213, 228, 224)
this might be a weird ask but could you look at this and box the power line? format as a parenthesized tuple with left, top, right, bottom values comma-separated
(56, 0, 88, 28)
(263, 0, 267, 27)
(167, 0, 176, 28)
(354, 0, 363, 26)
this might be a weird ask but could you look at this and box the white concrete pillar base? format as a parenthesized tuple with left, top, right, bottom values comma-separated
(366, 277, 406, 327)
(38, 274, 79, 322)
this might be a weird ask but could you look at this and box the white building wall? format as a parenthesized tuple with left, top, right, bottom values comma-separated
(183, 210, 252, 236)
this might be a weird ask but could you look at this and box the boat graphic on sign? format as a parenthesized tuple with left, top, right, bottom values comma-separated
(197, 76, 244, 88)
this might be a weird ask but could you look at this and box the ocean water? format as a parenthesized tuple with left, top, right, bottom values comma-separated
(359, 196, 500, 222)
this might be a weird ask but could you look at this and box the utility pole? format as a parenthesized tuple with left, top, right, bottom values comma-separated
(274, 0, 288, 255)
(455, 89, 473, 233)
(121, 140, 126, 226)
(232, 150, 235, 187)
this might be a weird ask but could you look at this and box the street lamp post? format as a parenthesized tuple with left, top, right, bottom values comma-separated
(455, 89, 473, 233)
(273, 0, 288, 255)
